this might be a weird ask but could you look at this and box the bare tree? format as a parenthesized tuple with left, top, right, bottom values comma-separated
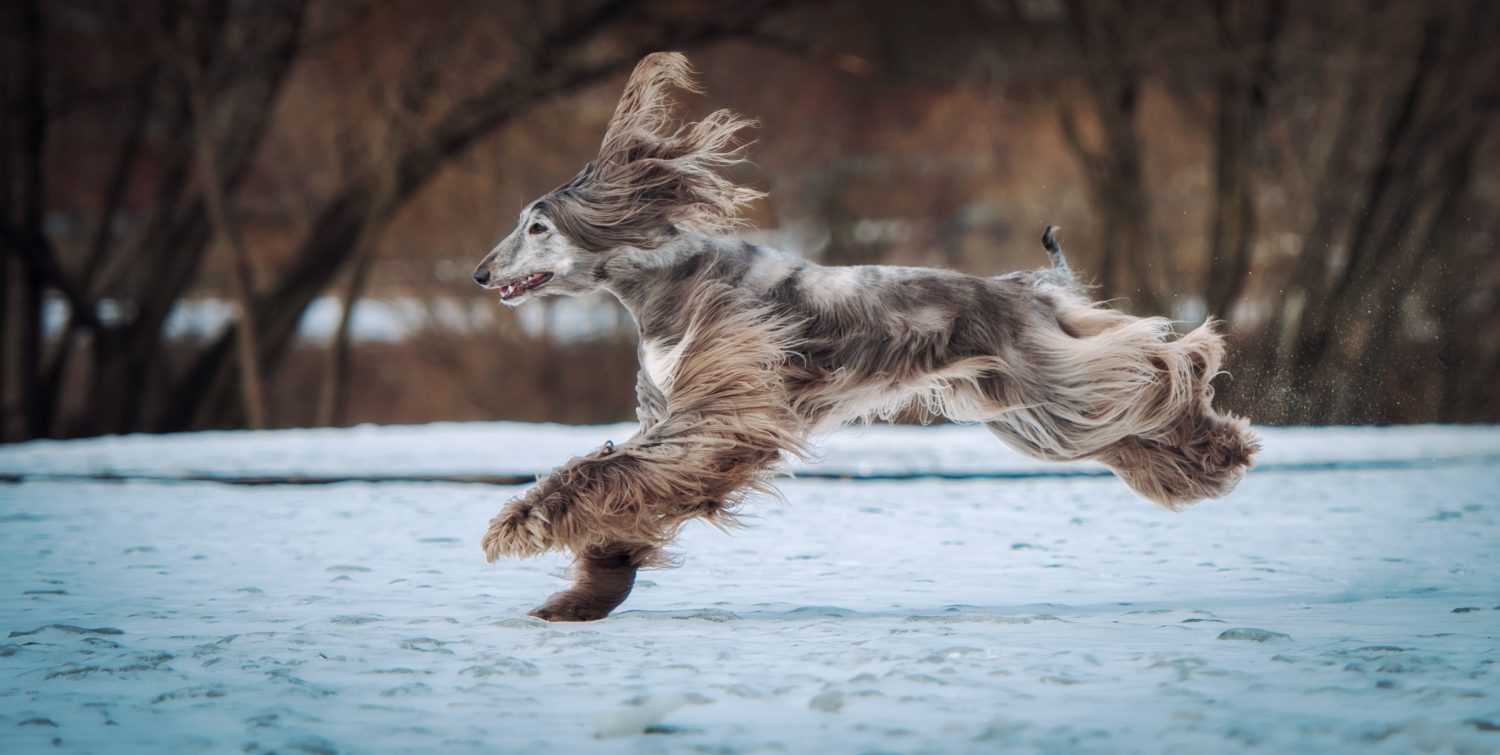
(169, 0, 800, 431)
(1055, 0, 1168, 314)
(1, 0, 309, 439)
(1203, 0, 1285, 320)
(181, 8, 275, 429)
(1269, 0, 1500, 422)
(2, 0, 800, 440)
(10, 0, 1499, 437)
(0, 0, 47, 441)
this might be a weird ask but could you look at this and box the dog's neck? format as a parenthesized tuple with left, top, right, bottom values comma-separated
(599, 231, 781, 339)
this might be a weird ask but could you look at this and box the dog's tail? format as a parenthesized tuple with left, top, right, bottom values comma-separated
(1031, 225, 1086, 295)
(1042, 225, 1070, 278)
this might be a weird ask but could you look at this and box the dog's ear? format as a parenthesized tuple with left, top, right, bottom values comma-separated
(597, 52, 701, 166)
(541, 52, 765, 252)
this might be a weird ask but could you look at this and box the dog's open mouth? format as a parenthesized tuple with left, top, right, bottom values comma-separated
(498, 272, 553, 301)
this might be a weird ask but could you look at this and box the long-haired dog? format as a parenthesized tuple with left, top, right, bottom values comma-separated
(474, 53, 1259, 621)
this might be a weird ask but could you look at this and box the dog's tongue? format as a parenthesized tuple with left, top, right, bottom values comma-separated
(500, 272, 551, 300)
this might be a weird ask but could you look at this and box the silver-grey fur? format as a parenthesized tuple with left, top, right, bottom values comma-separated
(473, 53, 1259, 622)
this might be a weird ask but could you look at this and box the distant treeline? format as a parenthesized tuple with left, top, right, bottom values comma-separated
(2, 0, 1496, 440)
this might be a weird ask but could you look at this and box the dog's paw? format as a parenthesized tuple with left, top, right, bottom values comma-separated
(527, 591, 614, 622)
(481, 500, 552, 562)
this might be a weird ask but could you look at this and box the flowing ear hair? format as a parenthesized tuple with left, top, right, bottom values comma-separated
(538, 52, 765, 251)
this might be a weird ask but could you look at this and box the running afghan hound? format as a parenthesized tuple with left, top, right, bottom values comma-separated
(474, 53, 1259, 621)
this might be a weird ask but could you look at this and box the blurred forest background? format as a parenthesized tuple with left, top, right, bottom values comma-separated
(3, 0, 1498, 442)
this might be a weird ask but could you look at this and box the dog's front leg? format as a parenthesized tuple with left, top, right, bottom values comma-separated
(634, 366, 666, 433)
(526, 543, 652, 622)
(483, 370, 663, 571)
(482, 427, 795, 621)
(480, 441, 655, 622)
(483, 291, 805, 620)
(480, 440, 619, 561)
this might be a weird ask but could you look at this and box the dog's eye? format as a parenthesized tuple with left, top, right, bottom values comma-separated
(528, 222, 548, 236)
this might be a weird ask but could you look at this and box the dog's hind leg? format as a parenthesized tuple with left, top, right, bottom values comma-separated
(977, 292, 1259, 507)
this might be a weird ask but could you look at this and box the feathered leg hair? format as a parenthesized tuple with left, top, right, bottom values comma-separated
(481, 280, 807, 619)
(985, 228, 1260, 508)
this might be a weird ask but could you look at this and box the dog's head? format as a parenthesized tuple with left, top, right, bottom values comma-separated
(473, 52, 762, 306)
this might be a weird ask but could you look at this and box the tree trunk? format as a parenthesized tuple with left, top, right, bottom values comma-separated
(1058, 0, 1164, 314)
(316, 235, 377, 427)
(0, 0, 46, 441)
(191, 85, 268, 430)
(1274, 1, 1498, 424)
(1273, 13, 1445, 422)
(78, 0, 308, 436)
(1204, 0, 1284, 321)
(168, 2, 788, 431)
(34, 76, 152, 438)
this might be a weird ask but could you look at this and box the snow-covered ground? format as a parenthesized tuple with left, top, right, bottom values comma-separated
(2, 423, 1498, 753)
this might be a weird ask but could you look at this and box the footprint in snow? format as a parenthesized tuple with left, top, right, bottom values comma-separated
(1217, 627, 1292, 643)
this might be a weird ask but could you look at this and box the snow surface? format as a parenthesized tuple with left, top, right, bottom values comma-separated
(5, 422, 1499, 481)
(2, 424, 1498, 753)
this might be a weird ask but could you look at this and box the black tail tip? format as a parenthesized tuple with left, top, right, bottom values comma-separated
(1041, 225, 1061, 254)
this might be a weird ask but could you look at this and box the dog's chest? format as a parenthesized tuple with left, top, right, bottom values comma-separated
(640, 338, 688, 393)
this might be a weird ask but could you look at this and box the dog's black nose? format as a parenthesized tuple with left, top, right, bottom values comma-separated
(473, 268, 490, 285)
